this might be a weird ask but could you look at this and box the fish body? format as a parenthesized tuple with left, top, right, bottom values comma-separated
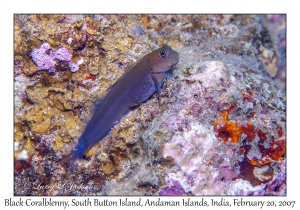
(71, 45, 179, 159)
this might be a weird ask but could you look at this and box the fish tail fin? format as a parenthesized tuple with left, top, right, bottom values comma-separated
(70, 144, 88, 160)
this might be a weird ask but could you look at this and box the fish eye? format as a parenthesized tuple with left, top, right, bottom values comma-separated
(160, 50, 166, 58)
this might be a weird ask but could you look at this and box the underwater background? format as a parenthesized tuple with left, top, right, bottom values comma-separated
(14, 14, 286, 195)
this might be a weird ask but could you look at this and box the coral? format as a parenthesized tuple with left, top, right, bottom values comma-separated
(213, 104, 255, 143)
(26, 100, 54, 133)
(14, 14, 285, 196)
(30, 42, 57, 70)
(30, 42, 82, 73)
(14, 160, 31, 173)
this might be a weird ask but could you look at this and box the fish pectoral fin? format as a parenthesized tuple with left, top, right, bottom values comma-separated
(151, 73, 163, 107)
(164, 72, 172, 89)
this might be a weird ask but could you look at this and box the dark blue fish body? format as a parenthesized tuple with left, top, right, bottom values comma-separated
(71, 45, 179, 159)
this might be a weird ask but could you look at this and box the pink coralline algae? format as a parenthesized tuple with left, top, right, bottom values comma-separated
(30, 42, 82, 73)
(52, 47, 72, 61)
(159, 180, 191, 196)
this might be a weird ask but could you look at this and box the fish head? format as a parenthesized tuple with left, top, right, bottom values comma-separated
(149, 45, 179, 73)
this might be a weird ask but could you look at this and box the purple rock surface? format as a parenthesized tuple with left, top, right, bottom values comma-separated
(159, 180, 189, 196)
(30, 42, 81, 73)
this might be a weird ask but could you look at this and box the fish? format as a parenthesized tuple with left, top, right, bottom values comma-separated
(71, 45, 179, 159)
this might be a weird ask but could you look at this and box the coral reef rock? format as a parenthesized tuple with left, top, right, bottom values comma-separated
(14, 14, 285, 195)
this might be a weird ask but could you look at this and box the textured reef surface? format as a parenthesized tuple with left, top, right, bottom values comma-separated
(14, 14, 286, 195)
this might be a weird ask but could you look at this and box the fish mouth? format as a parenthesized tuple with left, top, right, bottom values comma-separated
(172, 58, 179, 66)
